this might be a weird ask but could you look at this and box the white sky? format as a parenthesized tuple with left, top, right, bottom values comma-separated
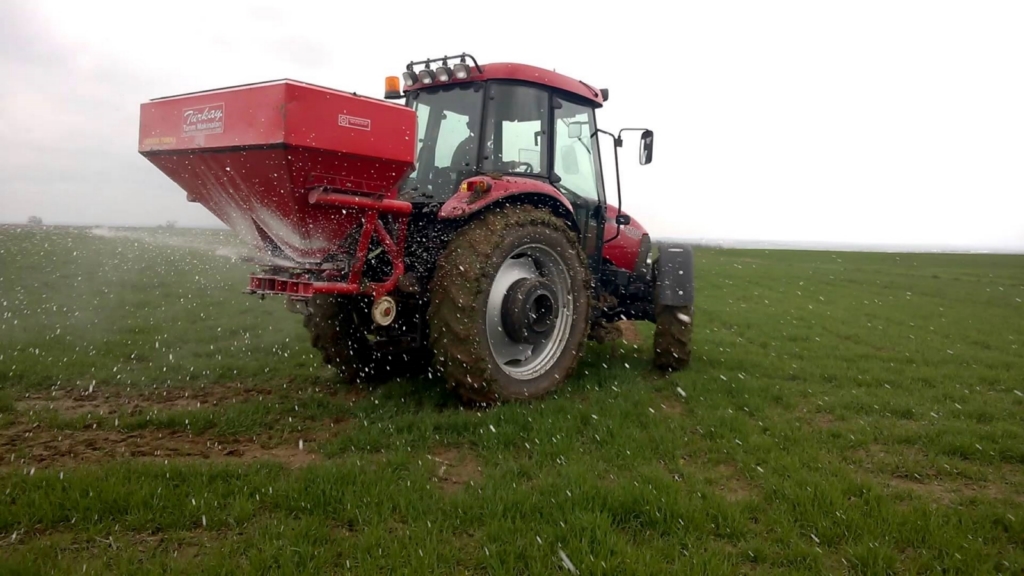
(1, 0, 1022, 249)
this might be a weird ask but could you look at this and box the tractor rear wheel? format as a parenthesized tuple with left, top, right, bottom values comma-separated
(653, 304, 693, 371)
(303, 295, 425, 385)
(428, 205, 591, 404)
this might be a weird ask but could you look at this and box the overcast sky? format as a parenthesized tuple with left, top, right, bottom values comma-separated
(2, 1, 1022, 249)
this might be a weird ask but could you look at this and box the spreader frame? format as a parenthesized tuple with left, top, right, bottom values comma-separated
(246, 187, 411, 301)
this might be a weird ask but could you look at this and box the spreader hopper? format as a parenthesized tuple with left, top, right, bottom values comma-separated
(138, 79, 416, 265)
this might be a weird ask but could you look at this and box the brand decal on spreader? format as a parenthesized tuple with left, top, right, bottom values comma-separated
(182, 104, 225, 136)
(338, 115, 371, 130)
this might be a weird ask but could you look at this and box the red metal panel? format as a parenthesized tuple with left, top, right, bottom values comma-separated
(139, 81, 287, 152)
(283, 82, 416, 165)
(602, 205, 647, 272)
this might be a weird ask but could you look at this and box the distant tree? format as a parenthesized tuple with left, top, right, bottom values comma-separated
(27, 216, 43, 226)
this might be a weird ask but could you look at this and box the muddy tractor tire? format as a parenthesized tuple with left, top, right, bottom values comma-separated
(428, 205, 591, 404)
(653, 304, 693, 371)
(651, 243, 695, 372)
(303, 295, 426, 385)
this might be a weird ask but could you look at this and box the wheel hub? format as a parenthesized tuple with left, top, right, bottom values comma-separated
(502, 277, 560, 344)
(485, 245, 574, 380)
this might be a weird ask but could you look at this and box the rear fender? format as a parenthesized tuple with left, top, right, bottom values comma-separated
(654, 243, 695, 307)
(438, 176, 578, 233)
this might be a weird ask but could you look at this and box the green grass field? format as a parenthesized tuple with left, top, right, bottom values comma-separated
(1, 225, 1022, 574)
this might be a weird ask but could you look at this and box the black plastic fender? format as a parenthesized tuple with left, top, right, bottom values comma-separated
(653, 243, 695, 307)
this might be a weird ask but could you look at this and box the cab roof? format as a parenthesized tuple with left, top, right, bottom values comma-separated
(405, 62, 607, 107)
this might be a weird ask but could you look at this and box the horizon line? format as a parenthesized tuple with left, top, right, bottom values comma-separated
(3, 222, 1022, 255)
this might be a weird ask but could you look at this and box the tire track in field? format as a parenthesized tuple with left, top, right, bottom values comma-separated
(2, 383, 361, 471)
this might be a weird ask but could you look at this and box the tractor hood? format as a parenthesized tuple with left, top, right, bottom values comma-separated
(138, 80, 416, 264)
(603, 205, 649, 273)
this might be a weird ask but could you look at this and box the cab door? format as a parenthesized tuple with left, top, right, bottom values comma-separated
(551, 96, 606, 274)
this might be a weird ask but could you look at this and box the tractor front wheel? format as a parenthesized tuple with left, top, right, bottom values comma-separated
(428, 205, 591, 404)
(653, 304, 693, 371)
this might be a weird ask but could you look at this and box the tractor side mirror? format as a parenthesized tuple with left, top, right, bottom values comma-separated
(615, 213, 631, 226)
(639, 129, 653, 165)
(567, 122, 582, 139)
(559, 145, 580, 175)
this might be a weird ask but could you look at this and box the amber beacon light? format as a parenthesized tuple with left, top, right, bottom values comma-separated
(384, 76, 402, 99)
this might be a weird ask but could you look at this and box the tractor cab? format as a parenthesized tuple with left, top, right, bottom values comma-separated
(389, 55, 634, 212)
(388, 54, 655, 286)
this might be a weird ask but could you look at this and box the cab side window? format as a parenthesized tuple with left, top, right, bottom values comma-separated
(553, 99, 602, 201)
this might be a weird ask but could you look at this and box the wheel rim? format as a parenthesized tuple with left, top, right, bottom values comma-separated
(486, 244, 573, 380)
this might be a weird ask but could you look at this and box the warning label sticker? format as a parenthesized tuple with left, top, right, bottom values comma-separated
(338, 115, 371, 131)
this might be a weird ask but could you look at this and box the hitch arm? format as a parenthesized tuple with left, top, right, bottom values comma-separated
(308, 189, 411, 298)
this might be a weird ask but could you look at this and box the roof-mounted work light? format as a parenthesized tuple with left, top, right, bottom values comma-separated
(403, 54, 479, 87)
(452, 62, 471, 79)
(434, 65, 453, 82)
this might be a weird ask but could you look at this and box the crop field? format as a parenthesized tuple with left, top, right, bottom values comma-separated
(1, 224, 1022, 574)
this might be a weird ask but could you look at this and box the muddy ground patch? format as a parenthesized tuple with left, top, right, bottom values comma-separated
(12, 382, 317, 419)
(429, 447, 482, 493)
(0, 424, 327, 470)
(0, 382, 366, 470)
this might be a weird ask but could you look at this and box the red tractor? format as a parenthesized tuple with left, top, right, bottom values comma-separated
(138, 54, 694, 403)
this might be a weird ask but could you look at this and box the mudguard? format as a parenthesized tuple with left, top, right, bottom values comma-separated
(654, 243, 695, 307)
(438, 175, 575, 224)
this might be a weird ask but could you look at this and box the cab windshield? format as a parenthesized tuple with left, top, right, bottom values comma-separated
(401, 81, 552, 201)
